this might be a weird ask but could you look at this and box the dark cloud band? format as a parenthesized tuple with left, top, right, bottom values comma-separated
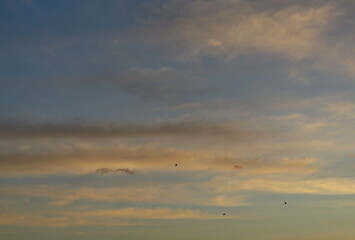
(0, 120, 259, 140)
(95, 168, 135, 175)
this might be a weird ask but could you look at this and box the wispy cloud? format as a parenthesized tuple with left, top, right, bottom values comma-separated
(86, 68, 214, 103)
(145, 1, 337, 60)
(0, 184, 248, 207)
(0, 208, 229, 227)
(141, 0, 355, 78)
(67, 207, 228, 220)
(233, 157, 318, 175)
(95, 168, 135, 175)
(0, 119, 258, 140)
(0, 143, 317, 176)
(210, 176, 355, 195)
(0, 213, 142, 227)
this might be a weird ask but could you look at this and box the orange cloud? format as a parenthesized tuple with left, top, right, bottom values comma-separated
(0, 214, 140, 227)
(0, 208, 229, 227)
(0, 143, 317, 176)
(209, 177, 355, 195)
(0, 184, 248, 207)
(67, 208, 227, 220)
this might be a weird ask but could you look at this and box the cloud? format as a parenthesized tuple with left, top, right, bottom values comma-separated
(233, 157, 318, 175)
(87, 68, 214, 103)
(0, 119, 256, 140)
(141, 0, 355, 78)
(95, 168, 135, 175)
(67, 207, 227, 220)
(0, 142, 317, 176)
(209, 176, 355, 195)
(144, 1, 337, 60)
(0, 144, 229, 175)
(0, 207, 229, 227)
(0, 213, 141, 227)
(0, 184, 248, 207)
(323, 101, 355, 120)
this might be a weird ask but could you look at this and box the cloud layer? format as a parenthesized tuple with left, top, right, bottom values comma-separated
(146, 1, 336, 59)
(141, 0, 355, 78)
(0, 120, 258, 140)
(87, 68, 213, 103)
(0, 143, 318, 176)
(0, 208, 224, 227)
(1, 0, 355, 235)
(95, 168, 135, 175)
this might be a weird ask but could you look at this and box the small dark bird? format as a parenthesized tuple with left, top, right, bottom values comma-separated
(284, 201, 287, 205)
(175, 164, 178, 167)
(223, 213, 226, 216)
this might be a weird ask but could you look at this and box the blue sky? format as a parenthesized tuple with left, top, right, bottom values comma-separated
(1, 0, 355, 239)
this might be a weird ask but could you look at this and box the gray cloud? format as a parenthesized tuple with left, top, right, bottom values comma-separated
(95, 168, 135, 175)
(87, 68, 215, 103)
(0, 119, 259, 140)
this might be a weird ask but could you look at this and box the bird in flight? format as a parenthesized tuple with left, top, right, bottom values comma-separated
(175, 163, 178, 167)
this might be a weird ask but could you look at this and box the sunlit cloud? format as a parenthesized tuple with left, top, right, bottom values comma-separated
(0, 143, 317, 176)
(1, 0, 355, 236)
(0, 208, 229, 227)
(233, 157, 318, 175)
(142, 0, 355, 78)
(0, 213, 142, 227)
(209, 176, 355, 195)
(67, 207, 228, 220)
(0, 184, 248, 207)
(146, 1, 337, 59)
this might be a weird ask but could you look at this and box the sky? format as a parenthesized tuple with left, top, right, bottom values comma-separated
(1, 0, 355, 239)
